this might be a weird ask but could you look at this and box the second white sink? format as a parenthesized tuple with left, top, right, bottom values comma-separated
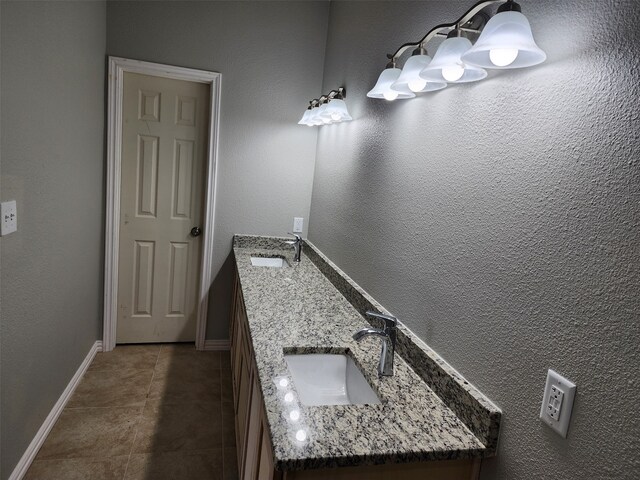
(250, 256, 288, 268)
(284, 353, 380, 406)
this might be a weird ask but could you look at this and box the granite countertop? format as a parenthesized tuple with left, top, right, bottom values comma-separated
(232, 235, 501, 471)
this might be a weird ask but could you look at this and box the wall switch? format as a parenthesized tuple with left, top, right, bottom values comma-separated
(293, 217, 304, 233)
(540, 369, 576, 438)
(1, 200, 17, 236)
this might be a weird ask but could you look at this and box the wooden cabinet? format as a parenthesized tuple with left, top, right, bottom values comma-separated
(230, 270, 480, 480)
(231, 273, 281, 480)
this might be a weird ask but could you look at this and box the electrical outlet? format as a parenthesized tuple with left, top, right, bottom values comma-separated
(1, 200, 17, 236)
(293, 217, 304, 233)
(546, 384, 564, 420)
(540, 369, 576, 438)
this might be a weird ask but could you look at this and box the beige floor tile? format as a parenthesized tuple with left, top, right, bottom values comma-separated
(221, 401, 236, 446)
(124, 450, 223, 480)
(89, 345, 160, 372)
(31, 344, 238, 478)
(158, 343, 199, 356)
(223, 444, 239, 480)
(221, 369, 233, 404)
(132, 401, 223, 453)
(155, 346, 220, 374)
(36, 407, 142, 460)
(25, 456, 129, 480)
(220, 351, 231, 370)
(67, 367, 154, 408)
(148, 365, 221, 405)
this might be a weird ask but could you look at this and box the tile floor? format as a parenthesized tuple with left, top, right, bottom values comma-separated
(25, 344, 237, 480)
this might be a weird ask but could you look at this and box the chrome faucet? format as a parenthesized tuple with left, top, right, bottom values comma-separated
(285, 233, 303, 262)
(353, 311, 397, 377)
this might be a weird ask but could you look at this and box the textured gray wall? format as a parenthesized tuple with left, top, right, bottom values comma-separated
(107, 1, 329, 340)
(0, 1, 106, 478)
(309, 1, 640, 479)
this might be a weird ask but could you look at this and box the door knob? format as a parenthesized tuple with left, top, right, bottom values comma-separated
(190, 226, 202, 237)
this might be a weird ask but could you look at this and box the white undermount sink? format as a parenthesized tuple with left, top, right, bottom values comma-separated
(284, 354, 380, 406)
(250, 256, 289, 268)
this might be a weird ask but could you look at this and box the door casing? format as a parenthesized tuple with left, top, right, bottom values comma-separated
(104, 57, 221, 351)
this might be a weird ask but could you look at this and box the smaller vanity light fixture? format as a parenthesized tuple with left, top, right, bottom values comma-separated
(298, 100, 323, 126)
(297, 108, 313, 126)
(316, 100, 332, 125)
(368, 0, 545, 101)
(298, 87, 352, 126)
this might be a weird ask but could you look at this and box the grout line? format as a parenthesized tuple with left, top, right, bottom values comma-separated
(64, 405, 146, 410)
(149, 345, 163, 395)
(220, 351, 226, 479)
(122, 345, 162, 480)
(121, 415, 140, 480)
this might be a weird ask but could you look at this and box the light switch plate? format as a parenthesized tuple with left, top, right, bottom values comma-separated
(293, 217, 304, 233)
(540, 369, 576, 438)
(1, 200, 17, 236)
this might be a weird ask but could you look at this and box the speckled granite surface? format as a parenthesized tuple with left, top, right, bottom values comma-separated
(232, 235, 501, 471)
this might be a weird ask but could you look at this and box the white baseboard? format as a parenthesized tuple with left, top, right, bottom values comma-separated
(202, 339, 230, 351)
(8, 340, 103, 480)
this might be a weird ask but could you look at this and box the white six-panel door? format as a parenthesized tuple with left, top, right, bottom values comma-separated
(117, 72, 209, 343)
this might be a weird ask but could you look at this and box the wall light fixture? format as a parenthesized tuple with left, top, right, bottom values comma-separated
(391, 47, 447, 94)
(420, 34, 487, 83)
(298, 87, 352, 126)
(368, 0, 545, 101)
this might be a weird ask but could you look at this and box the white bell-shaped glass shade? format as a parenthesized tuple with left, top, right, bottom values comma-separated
(461, 11, 545, 69)
(298, 109, 312, 126)
(321, 99, 352, 122)
(419, 37, 487, 83)
(317, 103, 333, 124)
(307, 108, 323, 126)
(391, 55, 447, 93)
(367, 68, 415, 100)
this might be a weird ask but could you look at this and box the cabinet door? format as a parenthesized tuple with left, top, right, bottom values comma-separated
(232, 284, 247, 407)
(230, 273, 238, 340)
(236, 340, 252, 469)
(257, 416, 280, 480)
(242, 374, 263, 480)
(231, 306, 243, 402)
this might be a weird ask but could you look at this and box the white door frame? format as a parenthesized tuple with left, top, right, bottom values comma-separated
(104, 57, 221, 351)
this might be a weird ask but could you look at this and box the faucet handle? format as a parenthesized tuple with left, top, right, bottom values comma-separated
(366, 311, 397, 331)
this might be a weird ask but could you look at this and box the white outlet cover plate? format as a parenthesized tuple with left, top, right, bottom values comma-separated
(540, 369, 576, 438)
(1, 200, 17, 236)
(293, 217, 304, 233)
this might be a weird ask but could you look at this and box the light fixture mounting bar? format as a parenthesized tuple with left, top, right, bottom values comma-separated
(388, 0, 502, 62)
(327, 87, 346, 100)
(300, 86, 352, 126)
(306, 87, 347, 107)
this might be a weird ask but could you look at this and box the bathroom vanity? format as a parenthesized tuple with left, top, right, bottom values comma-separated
(230, 235, 501, 479)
